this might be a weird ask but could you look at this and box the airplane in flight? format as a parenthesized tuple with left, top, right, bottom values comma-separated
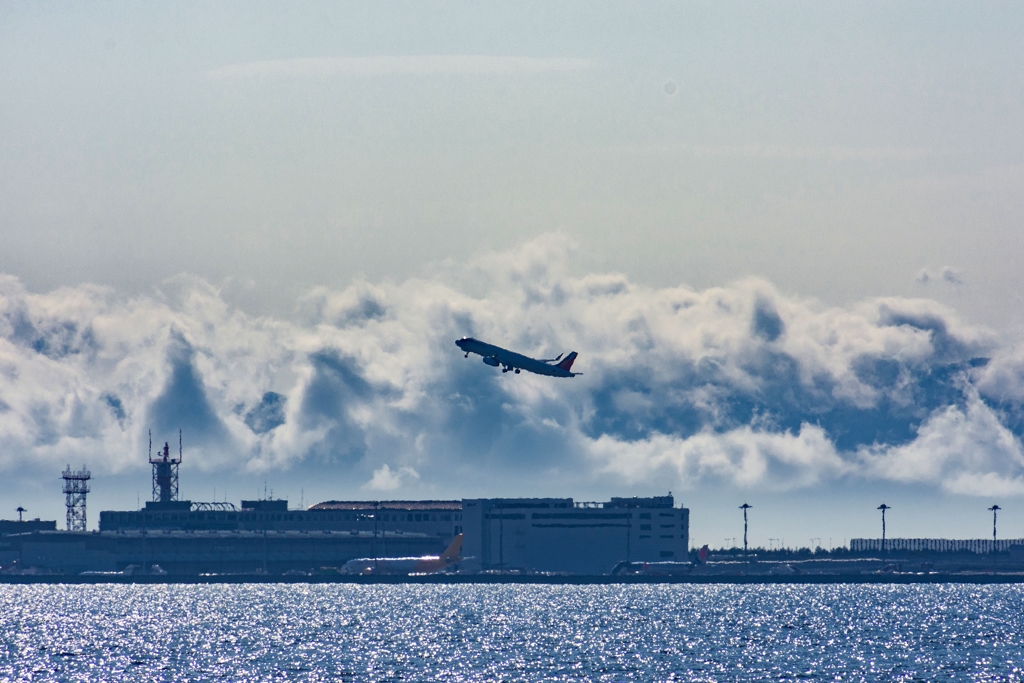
(455, 337, 581, 377)
(341, 534, 464, 575)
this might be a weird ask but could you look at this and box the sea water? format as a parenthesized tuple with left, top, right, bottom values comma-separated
(1, 583, 1023, 681)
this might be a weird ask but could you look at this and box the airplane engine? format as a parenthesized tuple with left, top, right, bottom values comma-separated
(482, 356, 500, 367)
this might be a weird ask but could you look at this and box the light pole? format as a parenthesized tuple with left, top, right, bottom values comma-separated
(877, 504, 891, 553)
(373, 500, 379, 573)
(740, 503, 752, 556)
(989, 505, 1001, 552)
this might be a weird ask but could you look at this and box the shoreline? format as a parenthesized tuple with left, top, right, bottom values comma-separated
(2, 573, 1024, 585)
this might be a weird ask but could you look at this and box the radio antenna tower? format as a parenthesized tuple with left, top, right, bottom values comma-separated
(62, 465, 91, 531)
(149, 429, 182, 503)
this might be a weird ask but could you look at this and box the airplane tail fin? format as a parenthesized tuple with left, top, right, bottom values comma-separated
(440, 534, 464, 562)
(556, 352, 578, 372)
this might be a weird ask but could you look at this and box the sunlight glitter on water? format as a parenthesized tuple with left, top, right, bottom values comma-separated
(1, 584, 1023, 681)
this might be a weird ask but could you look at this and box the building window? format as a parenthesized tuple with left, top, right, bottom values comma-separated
(639, 513, 651, 520)
(660, 551, 675, 558)
(640, 535, 651, 539)
(640, 524, 651, 531)
(660, 524, 674, 529)
(660, 535, 674, 539)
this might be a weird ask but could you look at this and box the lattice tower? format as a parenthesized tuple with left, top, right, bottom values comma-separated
(62, 465, 91, 532)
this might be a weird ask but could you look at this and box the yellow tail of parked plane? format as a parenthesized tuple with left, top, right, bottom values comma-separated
(341, 534, 464, 575)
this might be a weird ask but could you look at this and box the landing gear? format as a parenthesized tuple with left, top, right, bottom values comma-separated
(514, 368, 520, 374)
(502, 367, 509, 373)
(465, 353, 469, 358)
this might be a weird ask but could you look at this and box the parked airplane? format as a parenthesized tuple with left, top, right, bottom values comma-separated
(341, 534, 464, 575)
(455, 337, 581, 377)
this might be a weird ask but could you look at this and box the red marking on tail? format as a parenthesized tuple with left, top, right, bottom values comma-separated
(556, 352, 578, 371)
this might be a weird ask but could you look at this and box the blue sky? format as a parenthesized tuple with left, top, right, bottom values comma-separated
(1, 2, 1023, 546)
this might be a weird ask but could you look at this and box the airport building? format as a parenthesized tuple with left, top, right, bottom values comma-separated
(0, 519, 56, 536)
(1, 442, 688, 575)
(76, 498, 463, 574)
(100, 498, 462, 542)
(2, 528, 443, 575)
(462, 496, 689, 575)
(3, 495, 688, 575)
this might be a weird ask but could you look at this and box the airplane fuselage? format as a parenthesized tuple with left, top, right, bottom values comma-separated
(455, 338, 580, 377)
(341, 533, 464, 575)
(341, 556, 450, 575)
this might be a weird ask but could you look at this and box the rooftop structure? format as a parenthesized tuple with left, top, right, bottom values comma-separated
(311, 500, 462, 512)
(149, 430, 181, 506)
(0, 518, 57, 536)
(606, 496, 675, 509)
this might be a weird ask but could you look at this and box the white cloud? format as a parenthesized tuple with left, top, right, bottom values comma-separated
(363, 464, 420, 492)
(942, 267, 964, 285)
(207, 55, 593, 80)
(0, 235, 1020, 497)
(611, 144, 937, 163)
(858, 390, 1024, 495)
(588, 424, 850, 491)
(913, 266, 964, 286)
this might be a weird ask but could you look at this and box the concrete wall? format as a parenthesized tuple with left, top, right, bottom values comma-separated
(2, 530, 444, 575)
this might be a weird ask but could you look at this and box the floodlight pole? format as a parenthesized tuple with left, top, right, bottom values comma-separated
(373, 500, 379, 572)
(989, 505, 1001, 551)
(739, 503, 752, 556)
(877, 504, 891, 553)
